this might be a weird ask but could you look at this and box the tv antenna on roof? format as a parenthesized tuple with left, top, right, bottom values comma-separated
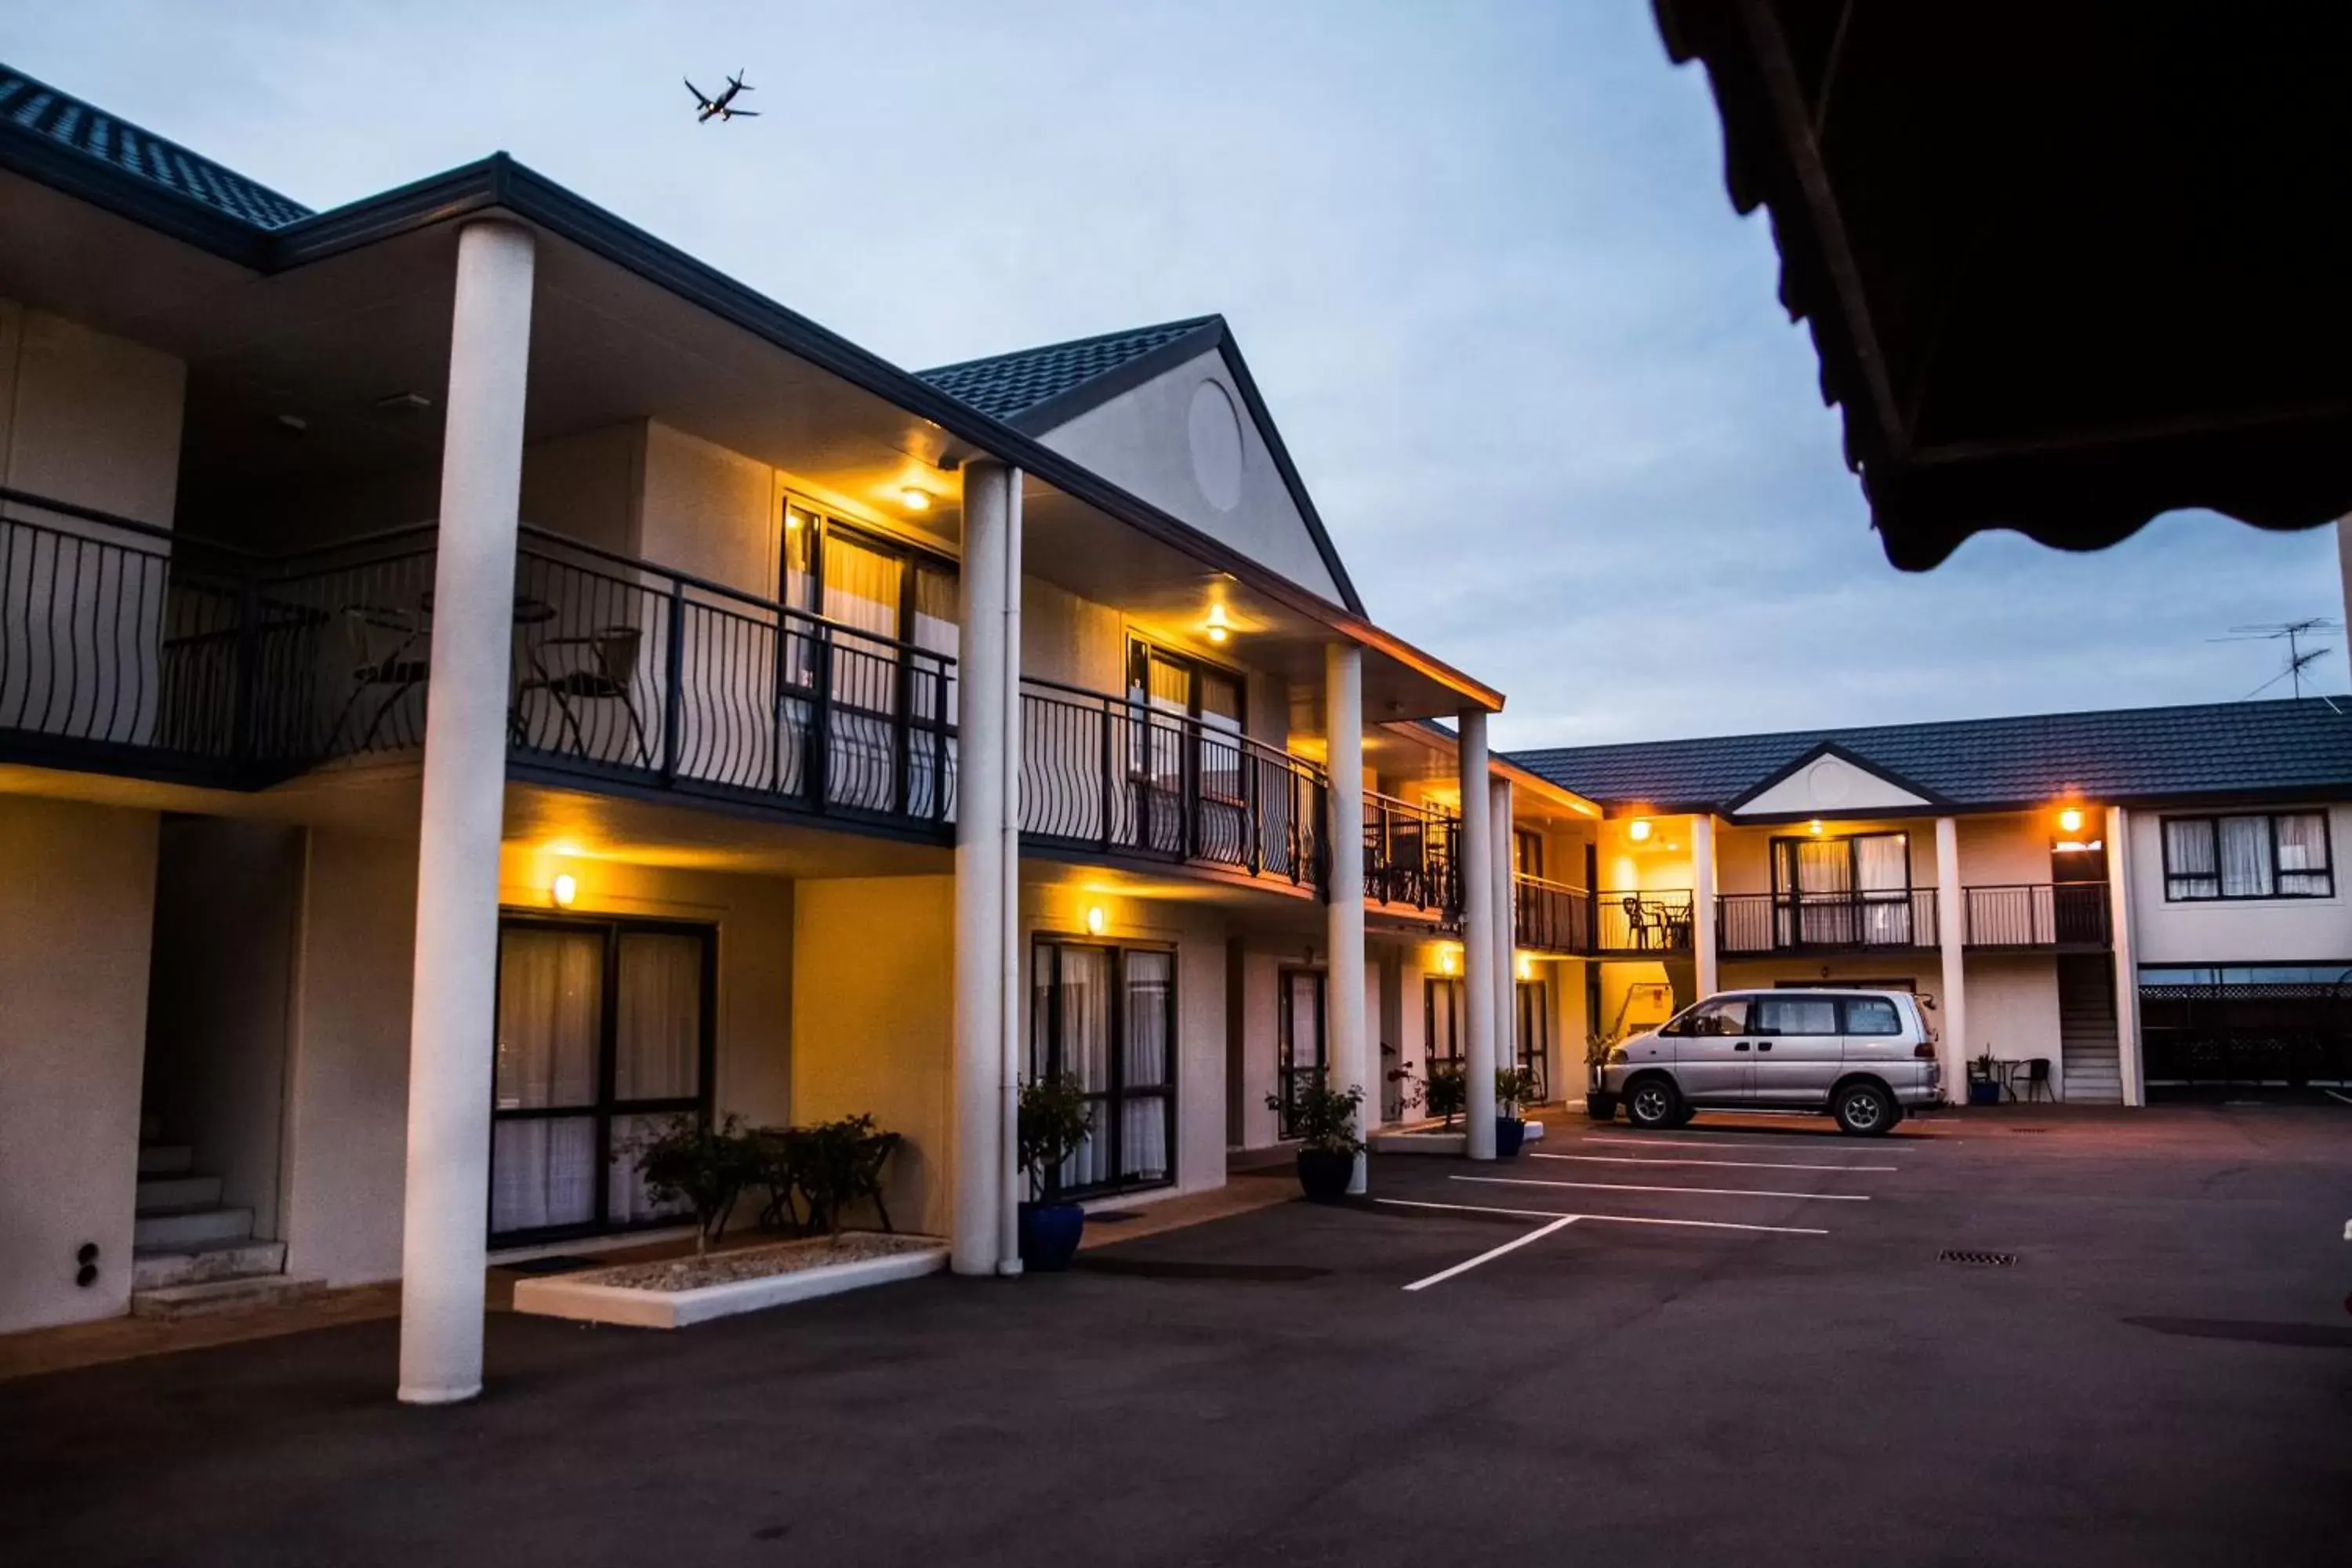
(2211, 619, 2342, 702)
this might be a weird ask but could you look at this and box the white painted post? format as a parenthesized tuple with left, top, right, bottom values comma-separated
(1934, 816, 1969, 1105)
(1690, 815, 1719, 1001)
(397, 220, 535, 1406)
(1324, 644, 1369, 1192)
(997, 469, 1025, 1276)
(1459, 710, 1497, 1159)
(953, 460, 1011, 1275)
(2107, 805, 2144, 1107)
(1490, 776, 1515, 1100)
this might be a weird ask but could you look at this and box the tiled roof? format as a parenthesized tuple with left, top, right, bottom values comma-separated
(917, 318, 1216, 425)
(1508, 699, 2352, 811)
(0, 66, 311, 230)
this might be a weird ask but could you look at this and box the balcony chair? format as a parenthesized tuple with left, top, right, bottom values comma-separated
(2017, 1057, 2055, 1104)
(517, 625, 648, 764)
(332, 605, 430, 752)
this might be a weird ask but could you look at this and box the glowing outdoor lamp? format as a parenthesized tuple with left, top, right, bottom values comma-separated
(550, 872, 579, 909)
(1628, 818, 1653, 843)
(1085, 905, 1108, 936)
(1204, 602, 1231, 644)
(2058, 806, 2086, 835)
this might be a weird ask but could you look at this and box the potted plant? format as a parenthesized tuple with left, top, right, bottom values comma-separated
(627, 1113, 759, 1258)
(1585, 1030, 1621, 1121)
(1017, 1073, 1095, 1271)
(1268, 1079, 1365, 1202)
(1424, 1061, 1468, 1127)
(1494, 1067, 1537, 1159)
(1968, 1047, 2005, 1107)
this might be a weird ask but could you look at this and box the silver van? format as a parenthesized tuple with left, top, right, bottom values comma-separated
(1596, 989, 1940, 1136)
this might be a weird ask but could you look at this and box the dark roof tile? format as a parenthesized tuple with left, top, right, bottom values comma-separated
(1508, 699, 2352, 811)
(0, 66, 310, 230)
(917, 318, 1214, 424)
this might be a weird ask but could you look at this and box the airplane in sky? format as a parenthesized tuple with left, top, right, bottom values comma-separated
(686, 72, 758, 123)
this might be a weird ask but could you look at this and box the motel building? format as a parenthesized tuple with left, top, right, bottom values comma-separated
(5, 65, 2350, 1399)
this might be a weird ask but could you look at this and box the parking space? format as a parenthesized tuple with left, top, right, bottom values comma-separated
(4, 1106, 2347, 1566)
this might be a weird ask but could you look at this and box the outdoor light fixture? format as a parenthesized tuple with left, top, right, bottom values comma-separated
(2058, 807, 2086, 834)
(1085, 905, 1107, 936)
(1628, 818, 1653, 842)
(899, 487, 931, 512)
(1439, 946, 1460, 975)
(1205, 602, 1231, 644)
(1517, 952, 1534, 982)
(550, 872, 578, 909)
(1808, 819, 1825, 836)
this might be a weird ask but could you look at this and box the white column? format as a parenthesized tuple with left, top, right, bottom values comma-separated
(996, 470, 1026, 1273)
(1933, 816, 1968, 1105)
(1458, 710, 1497, 1158)
(2107, 805, 2144, 1107)
(953, 459, 1011, 1275)
(1690, 815, 1719, 1000)
(1489, 776, 1515, 1095)
(1324, 644, 1369, 1192)
(397, 220, 535, 1406)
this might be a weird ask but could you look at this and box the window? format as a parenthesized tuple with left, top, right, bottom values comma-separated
(1663, 996, 1749, 1037)
(1842, 996, 1903, 1036)
(1770, 830, 1915, 946)
(488, 916, 715, 1244)
(1276, 970, 1326, 1141)
(1425, 976, 1465, 1069)
(1513, 829, 1544, 879)
(1753, 995, 1840, 1036)
(2162, 812, 2334, 900)
(1029, 940, 1175, 1198)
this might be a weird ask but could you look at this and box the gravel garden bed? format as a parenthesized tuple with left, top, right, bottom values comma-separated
(586, 1233, 937, 1291)
(513, 1232, 948, 1329)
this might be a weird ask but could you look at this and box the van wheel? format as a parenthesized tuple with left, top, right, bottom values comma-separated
(1833, 1081, 1896, 1137)
(1624, 1076, 1682, 1131)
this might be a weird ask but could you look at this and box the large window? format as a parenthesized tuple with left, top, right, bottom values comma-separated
(2162, 812, 2334, 901)
(1029, 939, 1176, 1198)
(1770, 829, 1915, 946)
(488, 916, 715, 1245)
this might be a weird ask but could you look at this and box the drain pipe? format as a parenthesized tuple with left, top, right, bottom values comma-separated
(997, 469, 1026, 1276)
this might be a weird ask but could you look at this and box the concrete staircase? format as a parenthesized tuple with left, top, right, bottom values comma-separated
(131, 1134, 320, 1318)
(2057, 954, 2125, 1104)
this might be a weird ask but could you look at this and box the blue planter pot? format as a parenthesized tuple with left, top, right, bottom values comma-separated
(1018, 1202, 1085, 1271)
(1967, 1080, 2003, 1107)
(1296, 1148, 1356, 1202)
(1495, 1116, 1526, 1159)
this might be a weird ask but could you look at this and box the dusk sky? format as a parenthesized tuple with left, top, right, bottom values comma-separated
(10, 2, 2342, 749)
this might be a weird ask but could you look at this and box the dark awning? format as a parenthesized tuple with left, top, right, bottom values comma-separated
(1652, 2, 2352, 568)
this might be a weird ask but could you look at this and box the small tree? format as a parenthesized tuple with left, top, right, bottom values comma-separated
(1424, 1062, 1468, 1127)
(629, 1113, 758, 1257)
(1018, 1073, 1095, 1200)
(1494, 1066, 1538, 1120)
(1267, 1079, 1366, 1156)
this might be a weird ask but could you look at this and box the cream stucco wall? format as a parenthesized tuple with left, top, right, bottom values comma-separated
(1715, 817, 1936, 897)
(0, 796, 158, 1332)
(2125, 801, 2352, 967)
(1963, 954, 2065, 1073)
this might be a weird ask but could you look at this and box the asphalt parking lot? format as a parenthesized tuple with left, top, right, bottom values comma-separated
(5, 1105, 2348, 1567)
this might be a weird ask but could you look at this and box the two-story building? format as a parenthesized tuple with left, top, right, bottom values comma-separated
(0, 64, 1561, 1399)
(1501, 700, 2352, 1110)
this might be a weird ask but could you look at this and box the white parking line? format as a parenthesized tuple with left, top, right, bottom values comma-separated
(2324, 1090, 2352, 1107)
(1374, 1196, 1830, 1236)
(1581, 1134, 1945, 1152)
(1456, 1174, 1870, 1203)
(1534, 1152, 1898, 1174)
(1401, 1216, 1579, 1292)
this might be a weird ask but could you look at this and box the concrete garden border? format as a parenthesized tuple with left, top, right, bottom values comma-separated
(512, 1236, 948, 1330)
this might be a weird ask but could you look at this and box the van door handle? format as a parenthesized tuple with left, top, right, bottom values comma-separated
(1755, 1042, 1774, 1052)
(1733, 1042, 1751, 1051)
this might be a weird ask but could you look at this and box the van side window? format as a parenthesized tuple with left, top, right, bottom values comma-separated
(1842, 997, 1902, 1036)
(1665, 998, 1749, 1037)
(1752, 996, 1838, 1036)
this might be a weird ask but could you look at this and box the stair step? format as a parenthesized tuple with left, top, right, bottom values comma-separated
(132, 1237, 287, 1290)
(133, 1206, 253, 1250)
(136, 1173, 223, 1213)
(131, 1274, 324, 1320)
(137, 1143, 194, 1176)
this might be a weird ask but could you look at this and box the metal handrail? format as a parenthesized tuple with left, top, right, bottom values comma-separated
(1595, 888, 1694, 953)
(1365, 791, 1460, 913)
(1961, 882, 2111, 948)
(1717, 888, 1940, 953)
(1513, 872, 1592, 953)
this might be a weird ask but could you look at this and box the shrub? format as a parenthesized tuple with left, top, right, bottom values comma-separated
(1267, 1078, 1366, 1156)
(1424, 1062, 1468, 1127)
(1018, 1074, 1095, 1199)
(628, 1113, 759, 1256)
(1494, 1067, 1538, 1119)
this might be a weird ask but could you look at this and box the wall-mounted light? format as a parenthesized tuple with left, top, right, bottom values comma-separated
(550, 872, 579, 909)
(1439, 945, 1459, 975)
(1085, 905, 1107, 936)
(899, 487, 931, 513)
(1807, 819, 1825, 836)
(785, 507, 808, 532)
(1628, 818, 1653, 843)
(1516, 952, 1533, 982)
(1204, 602, 1230, 644)
(2058, 806, 2085, 835)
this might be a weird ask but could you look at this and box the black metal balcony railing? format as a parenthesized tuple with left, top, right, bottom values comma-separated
(1962, 884, 2111, 949)
(1514, 873, 1592, 954)
(1365, 792, 1459, 913)
(1020, 677, 1324, 886)
(1718, 889, 1940, 954)
(1596, 890, 1694, 954)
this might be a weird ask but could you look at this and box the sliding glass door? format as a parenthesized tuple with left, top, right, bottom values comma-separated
(489, 916, 716, 1245)
(1029, 940, 1177, 1198)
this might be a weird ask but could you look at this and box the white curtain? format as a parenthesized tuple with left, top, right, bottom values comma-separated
(1122, 952, 1173, 1182)
(615, 932, 701, 1100)
(490, 928, 603, 1235)
(2219, 816, 2273, 898)
(1855, 833, 1911, 943)
(492, 1120, 597, 1235)
(2166, 818, 2218, 898)
(2274, 812, 2330, 895)
(1061, 947, 1114, 1189)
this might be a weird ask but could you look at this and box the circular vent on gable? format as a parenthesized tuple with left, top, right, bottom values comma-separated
(1187, 379, 1244, 512)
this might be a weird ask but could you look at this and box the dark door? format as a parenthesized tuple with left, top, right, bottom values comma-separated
(1277, 968, 1327, 1138)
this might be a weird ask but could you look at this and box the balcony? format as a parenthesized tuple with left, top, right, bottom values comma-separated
(1962, 884, 2111, 950)
(1595, 890, 1694, 956)
(1514, 873, 1592, 954)
(1366, 792, 1459, 916)
(0, 491, 1349, 891)
(1718, 890, 1940, 956)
